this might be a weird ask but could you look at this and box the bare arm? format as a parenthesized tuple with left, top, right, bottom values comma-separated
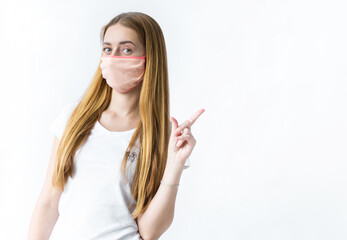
(136, 161, 184, 240)
(136, 110, 204, 240)
(27, 136, 63, 240)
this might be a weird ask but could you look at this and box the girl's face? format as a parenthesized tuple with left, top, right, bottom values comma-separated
(102, 23, 145, 58)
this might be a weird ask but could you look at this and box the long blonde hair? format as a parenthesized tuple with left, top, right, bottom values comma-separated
(51, 12, 170, 219)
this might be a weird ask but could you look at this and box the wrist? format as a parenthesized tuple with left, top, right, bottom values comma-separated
(160, 179, 179, 189)
(166, 155, 185, 172)
(162, 162, 183, 186)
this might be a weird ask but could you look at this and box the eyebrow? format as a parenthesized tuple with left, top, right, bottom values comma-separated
(102, 41, 136, 46)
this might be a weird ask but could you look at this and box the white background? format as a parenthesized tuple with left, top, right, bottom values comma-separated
(0, 0, 346, 239)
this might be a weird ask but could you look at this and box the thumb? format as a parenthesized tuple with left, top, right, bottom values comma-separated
(170, 116, 179, 134)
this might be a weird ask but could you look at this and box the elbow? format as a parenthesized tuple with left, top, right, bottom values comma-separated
(140, 233, 160, 240)
(139, 229, 157, 240)
(139, 219, 174, 240)
(140, 236, 154, 240)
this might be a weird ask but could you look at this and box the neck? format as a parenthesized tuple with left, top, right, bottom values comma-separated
(107, 86, 141, 118)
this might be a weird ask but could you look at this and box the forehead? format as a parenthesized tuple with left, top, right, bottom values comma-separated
(104, 23, 139, 44)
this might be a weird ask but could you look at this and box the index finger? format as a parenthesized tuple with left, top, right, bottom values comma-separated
(189, 108, 205, 126)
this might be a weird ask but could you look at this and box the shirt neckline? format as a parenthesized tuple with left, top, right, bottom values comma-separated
(95, 119, 136, 136)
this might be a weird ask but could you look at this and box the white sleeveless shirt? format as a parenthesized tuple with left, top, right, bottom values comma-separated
(48, 100, 190, 240)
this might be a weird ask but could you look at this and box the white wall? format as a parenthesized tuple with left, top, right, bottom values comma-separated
(0, 0, 346, 239)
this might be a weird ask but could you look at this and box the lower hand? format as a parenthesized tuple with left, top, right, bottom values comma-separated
(167, 108, 205, 171)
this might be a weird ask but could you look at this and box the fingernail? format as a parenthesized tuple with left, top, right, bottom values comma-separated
(176, 141, 180, 147)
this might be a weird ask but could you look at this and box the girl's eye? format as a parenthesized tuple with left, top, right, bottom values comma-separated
(122, 48, 132, 53)
(103, 47, 111, 53)
(102, 47, 132, 54)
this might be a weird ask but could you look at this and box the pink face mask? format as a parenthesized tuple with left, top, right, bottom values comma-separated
(100, 55, 146, 93)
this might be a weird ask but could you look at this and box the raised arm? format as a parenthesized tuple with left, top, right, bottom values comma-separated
(137, 109, 205, 240)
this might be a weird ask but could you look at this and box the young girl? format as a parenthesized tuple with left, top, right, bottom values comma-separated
(28, 11, 204, 240)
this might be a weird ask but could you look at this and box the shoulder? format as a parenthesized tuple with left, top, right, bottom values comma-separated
(49, 100, 79, 139)
(55, 101, 79, 127)
(61, 100, 79, 116)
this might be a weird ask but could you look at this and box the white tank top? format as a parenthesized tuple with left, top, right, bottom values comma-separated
(48, 101, 143, 240)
